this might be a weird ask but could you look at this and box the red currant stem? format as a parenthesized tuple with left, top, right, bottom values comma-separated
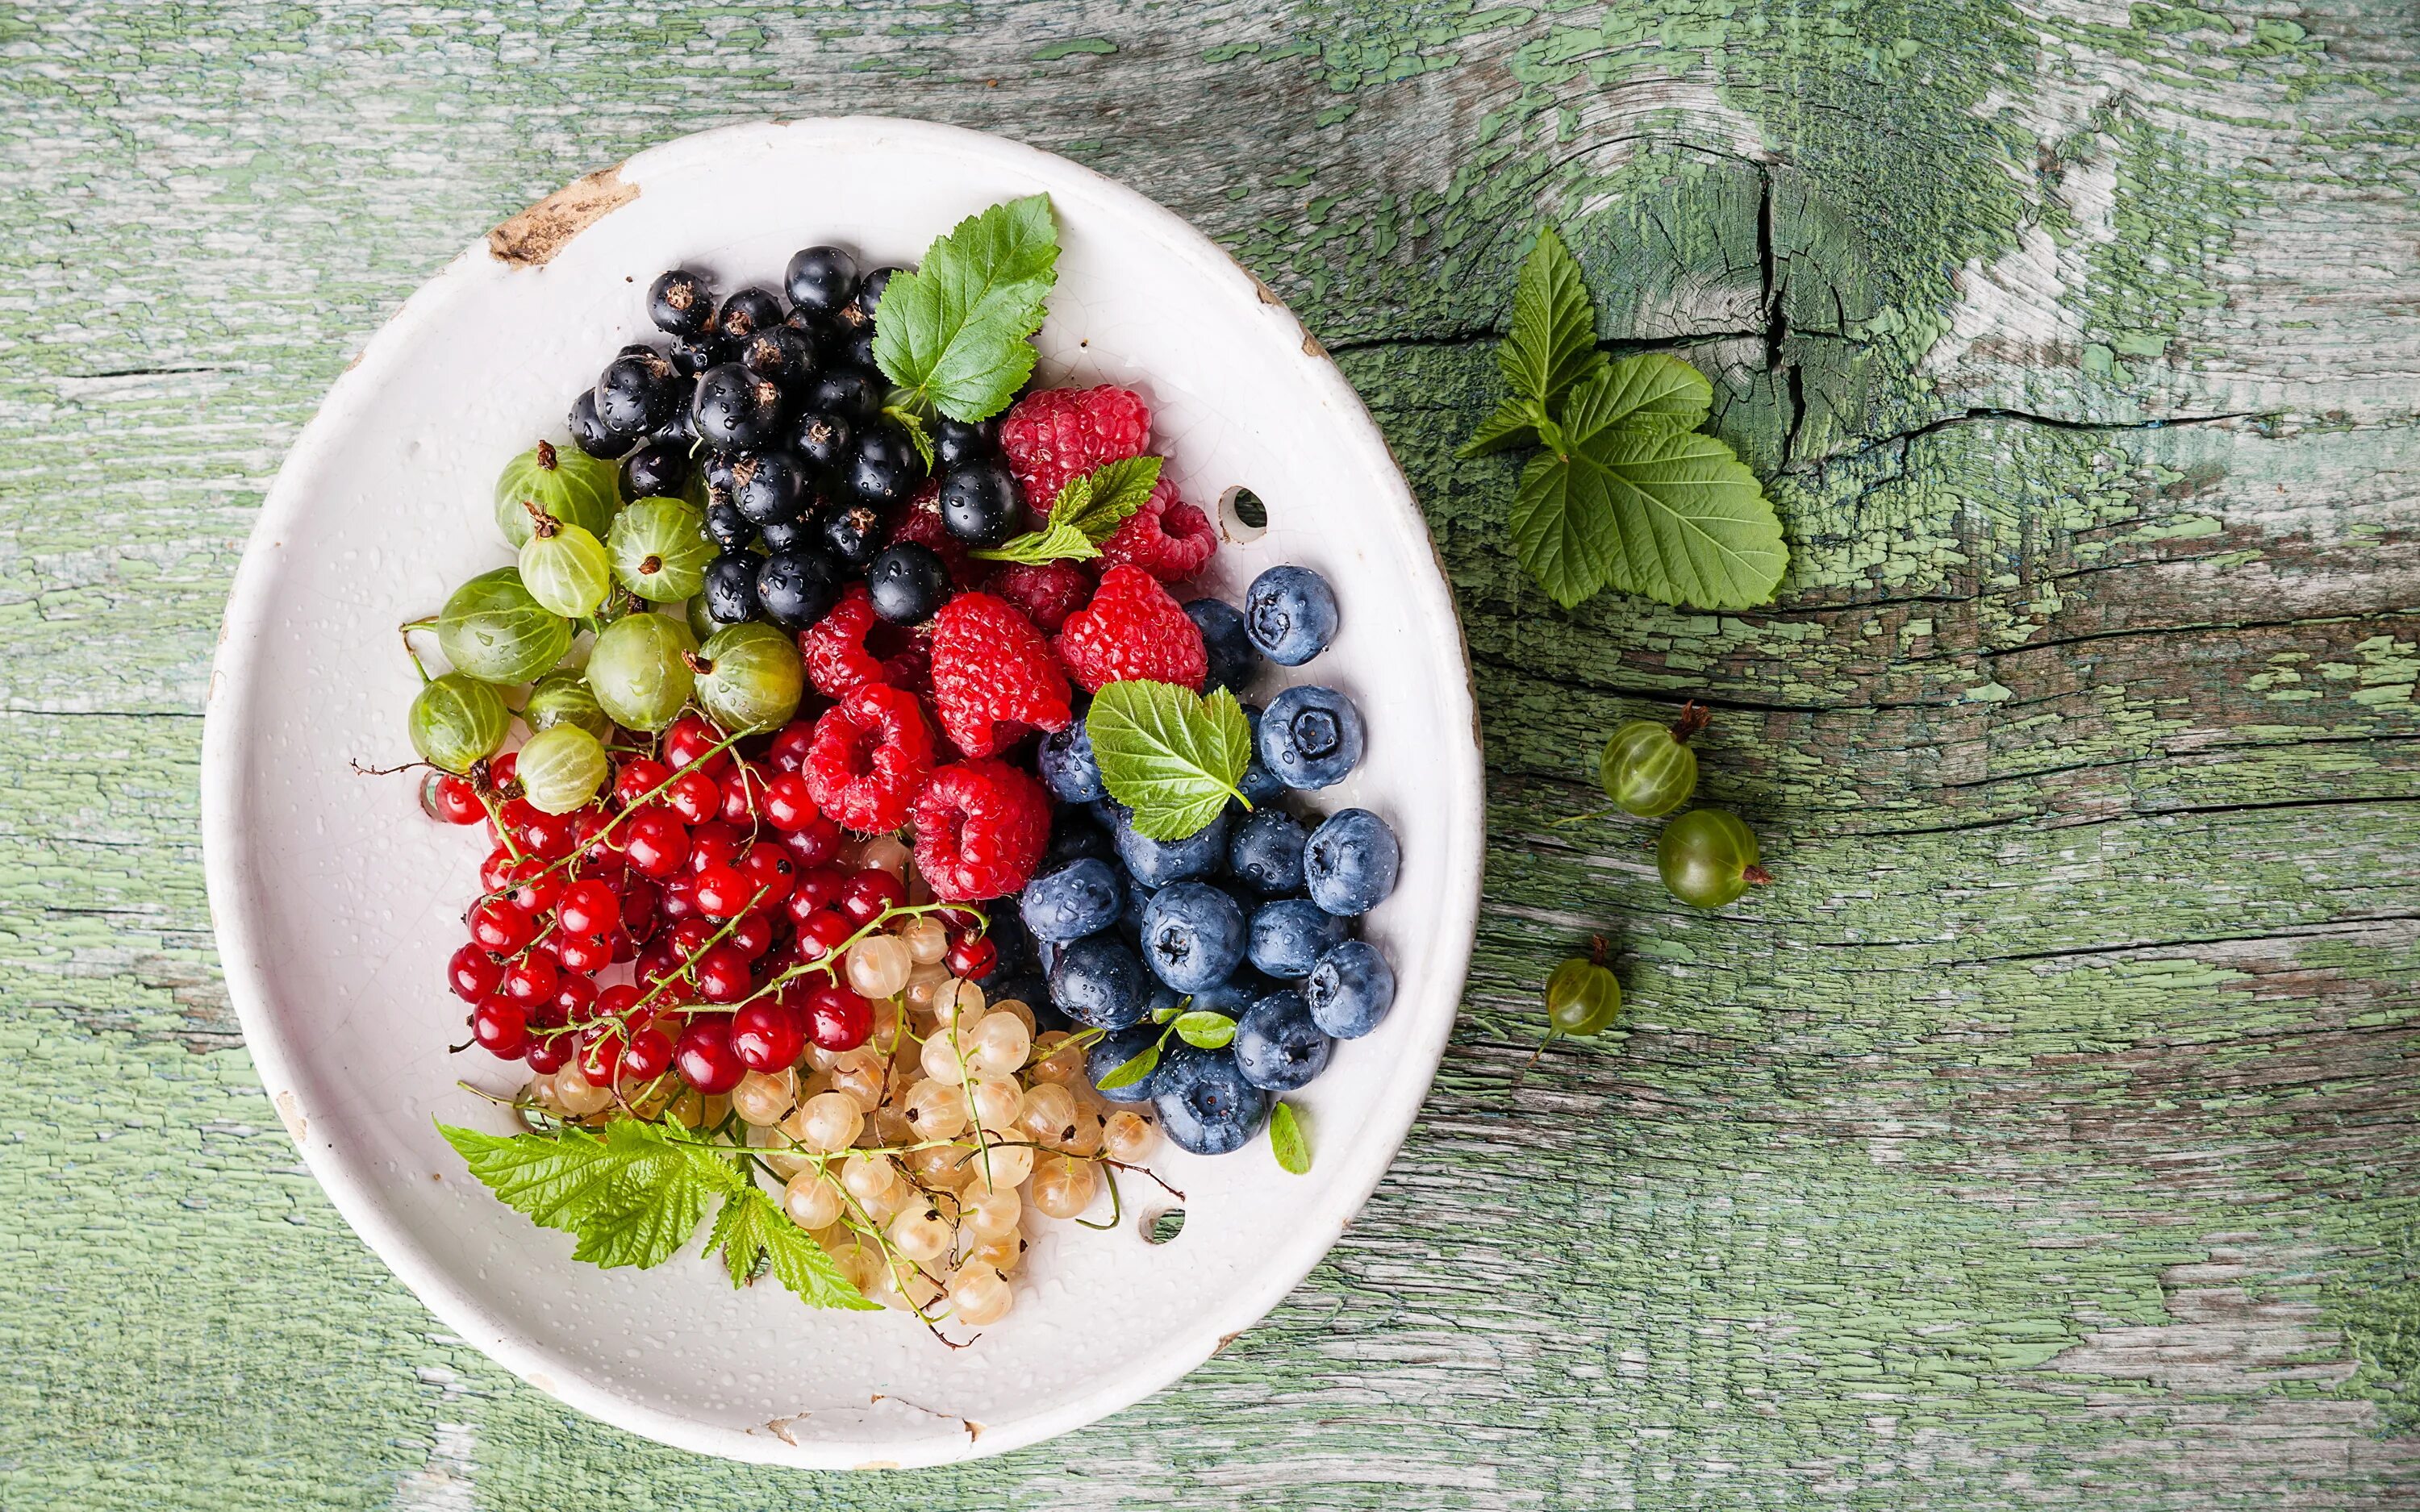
(478, 789, 530, 865)
(1672, 700, 1710, 743)
(1094, 1156, 1185, 1203)
(710, 901, 983, 1018)
(398, 619, 438, 684)
(471, 728, 749, 909)
(1742, 864, 1774, 886)
(349, 756, 437, 778)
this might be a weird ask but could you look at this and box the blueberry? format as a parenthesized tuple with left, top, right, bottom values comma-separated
(1237, 704, 1286, 804)
(620, 438, 691, 502)
(568, 388, 635, 460)
(716, 286, 786, 342)
(1116, 874, 1154, 948)
(1014, 981, 1070, 1034)
(693, 362, 782, 452)
(866, 543, 949, 623)
(756, 514, 809, 553)
(1304, 939, 1394, 1039)
(1019, 857, 1124, 942)
(1152, 1044, 1270, 1155)
(1232, 991, 1332, 1092)
(1258, 685, 1365, 789)
(1141, 881, 1248, 993)
(1038, 719, 1106, 803)
(1114, 806, 1229, 888)
(704, 499, 757, 553)
(784, 245, 857, 314)
(938, 461, 1020, 546)
(792, 409, 853, 474)
(737, 323, 816, 387)
(753, 548, 843, 630)
(1247, 898, 1350, 978)
(847, 422, 928, 506)
(934, 417, 999, 469)
(1304, 808, 1400, 916)
(1191, 967, 1279, 1021)
(729, 449, 809, 526)
(807, 368, 882, 420)
(820, 502, 883, 569)
(975, 900, 1041, 980)
(1049, 934, 1150, 1029)
(1244, 564, 1339, 666)
(1185, 599, 1259, 695)
(647, 269, 715, 338)
(1045, 808, 1116, 866)
(1227, 808, 1308, 897)
(1087, 1023, 1164, 1104)
(702, 552, 761, 626)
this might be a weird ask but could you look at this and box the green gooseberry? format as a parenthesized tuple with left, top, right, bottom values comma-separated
(494, 439, 619, 548)
(434, 566, 574, 685)
(1544, 948, 1622, 1036)
(608, 497, 715, 603)
(1599, 702, 1706, 818)
(408, 672, 509, 774)
(516, 724, 610, 815)
(1656, 808, 1770, 909)
(586, 610, 697, 733)
(522, 669, 611, 741)
(691, 620, 804, 735)
(516, 502, 614, 618)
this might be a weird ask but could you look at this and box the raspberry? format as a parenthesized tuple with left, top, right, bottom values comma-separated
(1054, 564, 1208, 693)
(1000, 385, 1151, 520)
(983, 560, 1095, 634)
(800, 584, 888, 700)
(929, 592, 1073, 758)
(884, 482, 981, 587)
(803, 683, 936, 833)
(911, 759, 1051, 902)
(1099, 478, 1218, 581)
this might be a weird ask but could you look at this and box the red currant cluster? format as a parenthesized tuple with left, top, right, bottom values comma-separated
(429, 711, 999, 1098)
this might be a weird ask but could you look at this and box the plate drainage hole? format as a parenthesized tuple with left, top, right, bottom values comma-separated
(1141, 1207, 1187, 1245)
(1220, 486, 1268, 544)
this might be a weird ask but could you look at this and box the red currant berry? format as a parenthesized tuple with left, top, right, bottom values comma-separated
(595, 981, 641, 1021)
(524, 1034, 572, 1073)
(552, 971, 598, 1022)
(730, 999, 807, 1071)
(620, 1022, 675, 1081)
(657, 874, 699, 923)
(784, 866, 849, 921)
(839, 869, 905, 925)
(792, 908, 855, 962)
(447, 945, 503, 1002)
(803, 983, 874, 1052)
(779, 814, 844, 868)
(471, 998, 530, 1059)
(761, 772, 819, 831)
(668, 917, 719, 957)
(719, 772, 757, 824)
(665, 715, 732, 777)
(501, 858, 564, 914)
(557, 878, 620, 937)
(501, 952, 557, 1005)
(766, 719, 816, 774)
(736, 843, 796, 907)
(488, 751, 519, 789)
(945, 935, 998, 981)
(577, 1025, 626, 1087)
(634, 937, 682, 985)
(728, 910, 775, 961)
(666, 768, 721, 825)
(607, 929, 637, 964)
(426, 773, 486, 825)
(695, 944, 753, 1004)
(468, 899, 536, 955)
(554, 932, 611, 975)
(685, 821, 745, 875)
(619, 878, 661, 938)
(621, 810, 691, 877)
(693, 864, 753, 919)
(479, 848, 515, 894)
(674, 1015, 746, 1093)
(612, 757, 670, 810)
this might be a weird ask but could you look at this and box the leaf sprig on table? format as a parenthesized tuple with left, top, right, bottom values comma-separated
(1460, 227, 1789, 611)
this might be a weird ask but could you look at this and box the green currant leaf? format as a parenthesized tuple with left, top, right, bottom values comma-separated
(1053, 456, 1162, 542)
(1268, 1101, 1311, 1175)
(1457, 395, 1549, 459)
(711, 1187, 880, 1310)
(1561, 352, 1711, 440)
(436, 1119, 745, 1271)
(970, 519, 1100, 566)
(1095, 1039, 1161, 1092)
(1172, 1010, 1237, 1050)
(872, 195, 1059, 423)
(1500, 226, 1607, 410)
(1087, 681, 1253, 841)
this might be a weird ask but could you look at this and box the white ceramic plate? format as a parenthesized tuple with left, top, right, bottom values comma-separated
(201, 117, 1483, 1468)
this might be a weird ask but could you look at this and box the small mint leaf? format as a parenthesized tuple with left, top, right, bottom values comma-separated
(872, 195, 1059, 423)
(1269, 1101, 1311, 1175)
(1053, 456, 1162, 543)
(1087, 681, 1252, 842)
(1172, 1010, 1236, 1050)
(970, 519, 1099, 565)
(1096, 1039, 1161, 1091)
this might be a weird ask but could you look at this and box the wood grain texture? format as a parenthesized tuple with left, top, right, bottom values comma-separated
(2, 2, 2415, 1507)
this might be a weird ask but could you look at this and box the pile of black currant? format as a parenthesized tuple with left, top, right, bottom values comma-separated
(562, 250, 1022, 633)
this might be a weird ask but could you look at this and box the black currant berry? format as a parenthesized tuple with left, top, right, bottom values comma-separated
(866, 543, 949, 624)
(620, 438, 691, 502)
(739, 324, 816, 387)
(755, 548, 844, 630)
(669, 331, 728, 378)
(933, 416, 999, 470)
(938, 461, 1020, 546)
(648, 269, 715, 338)
(792, 410, 853, 474)
(716, 287, 785, 342)
(820, 502, 883, 569)
(784, 245, 858, 315)
(655, 402, 700, 445)
(692, 363, 782, 452)
(841, 327, 879, 373)
(704, 499, 757, 553)
(568, 389, 635, 460)
(846, 422, 927, 506)
(854, 266, 902, 324)
(757, 514, 811, 553)
(807, 368, 882, 421)
(729, 449, 810, 526)
(702, 552, 764, 625)
(594, 348, 682, 435)
(703, 450, 738, 495)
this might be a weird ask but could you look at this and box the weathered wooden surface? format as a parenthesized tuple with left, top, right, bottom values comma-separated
(3, 2, 2416, 1506)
